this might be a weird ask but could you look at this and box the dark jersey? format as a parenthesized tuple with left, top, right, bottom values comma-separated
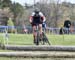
(32, 11, 41, 24)
(29, 11, 46, 26)
(64, 20, 71, 28)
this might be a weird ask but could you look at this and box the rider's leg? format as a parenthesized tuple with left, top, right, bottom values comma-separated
(39, 24, 43, 39)
(32, 25, 37, 43)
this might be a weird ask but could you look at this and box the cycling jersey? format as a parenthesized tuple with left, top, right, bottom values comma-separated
(29, 11, 46, 26)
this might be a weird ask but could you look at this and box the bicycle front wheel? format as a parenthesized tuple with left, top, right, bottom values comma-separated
(35, 33, 40, 45)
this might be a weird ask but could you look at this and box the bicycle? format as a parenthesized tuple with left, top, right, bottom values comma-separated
(34, 24, 51, 45)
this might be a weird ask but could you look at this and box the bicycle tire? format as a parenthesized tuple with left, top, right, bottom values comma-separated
(42, 33, 45, 45)
(42, 32, 51, 45)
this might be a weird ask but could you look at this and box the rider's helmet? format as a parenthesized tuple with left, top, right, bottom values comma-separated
(34, 8, 40, 13)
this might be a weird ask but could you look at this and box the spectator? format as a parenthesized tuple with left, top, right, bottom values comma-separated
(64, 20, 71, 34)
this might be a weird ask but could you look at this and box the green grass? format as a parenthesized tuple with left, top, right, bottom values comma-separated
(0, 33, 75, 45)
(48, 35, 75, 45)
(0, 57, 74, 60)
(0, 50, 14, 52)
(0, 34, 75, 59)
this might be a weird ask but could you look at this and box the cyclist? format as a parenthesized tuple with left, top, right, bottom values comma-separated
(29, 8, 46, 44)
(42, 21, 46, 32)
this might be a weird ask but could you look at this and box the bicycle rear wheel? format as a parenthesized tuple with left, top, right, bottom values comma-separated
(42, 32, 51, 45)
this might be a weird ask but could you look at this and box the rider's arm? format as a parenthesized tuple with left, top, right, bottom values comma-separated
(39, 12, 46, 22)
(29, 12, 35, 23)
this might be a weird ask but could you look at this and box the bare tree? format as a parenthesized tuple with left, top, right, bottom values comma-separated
(35, 0, 62, 27)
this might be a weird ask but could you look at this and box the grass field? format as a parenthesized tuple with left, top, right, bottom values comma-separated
(0, 57, 75, 60)
(0, 33, 75, 45)
(0, 34, 75, 60)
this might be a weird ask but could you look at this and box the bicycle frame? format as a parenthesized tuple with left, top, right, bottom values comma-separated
(34, 24, 51, 45)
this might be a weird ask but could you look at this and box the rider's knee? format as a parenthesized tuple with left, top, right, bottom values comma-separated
(39, 24, 42, 29)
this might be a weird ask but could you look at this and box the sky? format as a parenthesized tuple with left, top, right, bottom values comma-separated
(11, 0, 75, 6)
(11, 0, 40, 5)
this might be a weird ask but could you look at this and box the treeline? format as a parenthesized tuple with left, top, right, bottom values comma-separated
(0, 0, 75, 28)
(0, 0, 25, 26)
(35, 0, 75, 27)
